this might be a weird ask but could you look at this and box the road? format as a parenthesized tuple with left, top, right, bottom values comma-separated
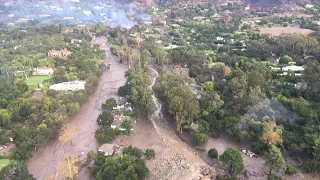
(26, 36, 128, 180)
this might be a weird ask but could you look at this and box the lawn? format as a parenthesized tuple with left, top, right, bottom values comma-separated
(0, 159, 11, 170)
(25, 75, 51, 85)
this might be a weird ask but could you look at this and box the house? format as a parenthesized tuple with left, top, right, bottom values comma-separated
(48, 49, 72, 58)
(305, 4, 314, 8)
(64, 28, 74, 33)
(111, 114, 132, 131)
(98, 144, 120, 156)
(71, 39, 83, 44)
(49, 81, 85, 91)
(216, 37, 224, 41)
(282, 65, 304, 72)
(33, 67, 54, 75)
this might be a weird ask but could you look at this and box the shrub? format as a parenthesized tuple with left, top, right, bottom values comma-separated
(145, 149, 155, 159)
(194, 133, 208, 145)
(285, 164, 297, 175)
(208, 148, 218, 159)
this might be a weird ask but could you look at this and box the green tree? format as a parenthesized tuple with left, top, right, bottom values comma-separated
(208, 148, 218, 159)
(95, 127, 119, 143)
(145, 149, 155, 159)
(120, 119, 133, 134)
(194, 133, 208, 145)
(219, 148, 244, 178)
(265, 145, 286, 176)
(94, 153, 149, 180)
(203, 81, 214, 92)
(0, 109, 12, 128)
(303, 62, 320, 101)
(0, 164, 35, 180)
(160, 74, 199, 134)
(102, 98, 117, 110)
(97, 111, 114, 127)
(279, 55, 293, 64)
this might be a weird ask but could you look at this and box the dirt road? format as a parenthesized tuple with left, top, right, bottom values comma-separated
(26, 36, 128, 180)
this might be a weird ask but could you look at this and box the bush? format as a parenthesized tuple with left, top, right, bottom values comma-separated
(208, 148, 218, 159)
(194, 133, 208, 145)
(145, 149, 155, 159)
(285, 164, 297, 175)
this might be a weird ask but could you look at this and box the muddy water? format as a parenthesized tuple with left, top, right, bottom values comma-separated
(26, 36, 128, 180)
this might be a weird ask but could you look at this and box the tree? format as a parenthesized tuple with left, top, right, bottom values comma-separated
(59, 154, 79, 179)
(208, 148, 218, 159)
(160, 74, 199, 134)
(145, 149, 155, 159)
(97, 111, 114, 127)
(303, 62, 320, 101)
(102, 98, 117, 110)
(203, 81, 214, 92)
(0, 109, 12, 128)
(120, 119, 133, 134)
(94, 153, 149, 180)
(95, 127, 119, 143)
(261, 121, 283, 146)
(194, 133, 208, 145)
(285, 164, 297, 175)
(0, 164, 35, 180)
(265, 145, 286, 176)
(219, 148, 244, 178)
(279, 55, 292, 65)
(122, 145, 143, 159)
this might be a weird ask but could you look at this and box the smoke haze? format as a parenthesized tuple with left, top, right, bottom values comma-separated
(0, 0, 150, 28)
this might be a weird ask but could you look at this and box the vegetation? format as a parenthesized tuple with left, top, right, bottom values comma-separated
(0, 164, 35, 180)
(102, 98, 117, 110)
(194, 133, 208, 145)
(285, 164, 297, 175)
(208, 148, 218, 159)
(92, 146, 149, 180)
(265, 145, 286, 176)
(0, 25, 103, 168)
(219, 148, 244, 178)
(145, 149, 155, 160)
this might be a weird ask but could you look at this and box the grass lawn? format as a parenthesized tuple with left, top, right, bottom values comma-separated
(25, 75, 51, 85)
(0, 159, 11, 170)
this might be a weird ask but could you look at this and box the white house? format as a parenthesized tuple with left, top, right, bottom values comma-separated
(216, 37, 224, 41)
(33, 67, 54, 75)
(305, 4, 314, 8)
(49, 81, 85, 91)
(282, 65, 304, 72)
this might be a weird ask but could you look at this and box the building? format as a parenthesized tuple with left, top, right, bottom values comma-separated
(33, 67, 54, 75)
(98, 144, 120, 156)
(49, 81, 85, 91)
(48, 49, 72, 58)
(282, 65, 304, 72)
(71, 39, 83, 44)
